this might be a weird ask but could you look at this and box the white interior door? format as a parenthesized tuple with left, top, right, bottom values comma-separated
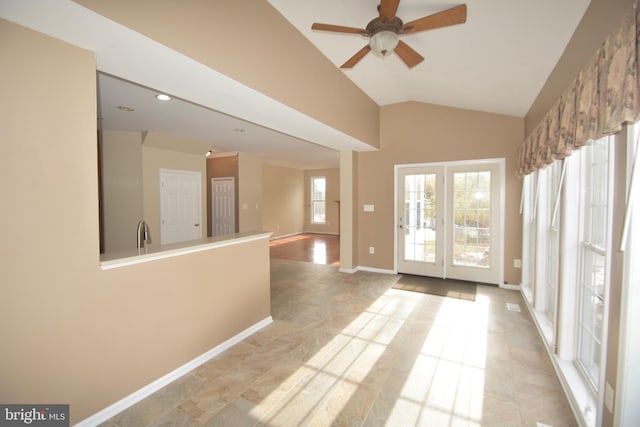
(396, 160, 504, 285)
(212, 177, 235, 236)
(160, 169, 202, 245)
(397, 166, 445, 277)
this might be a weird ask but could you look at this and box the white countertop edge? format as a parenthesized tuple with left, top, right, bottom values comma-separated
(100, 232, 272, 270)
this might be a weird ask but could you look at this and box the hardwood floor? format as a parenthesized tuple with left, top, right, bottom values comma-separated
(269, 233, 340, 266)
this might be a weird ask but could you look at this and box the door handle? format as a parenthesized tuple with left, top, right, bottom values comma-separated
(194, 223, 200, 227)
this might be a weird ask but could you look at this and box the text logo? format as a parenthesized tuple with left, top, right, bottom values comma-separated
(0, 405, 69, 426)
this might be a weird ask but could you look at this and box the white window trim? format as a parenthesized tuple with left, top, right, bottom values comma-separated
(521, 172, 537, 303)
(614, 123, 640, 426)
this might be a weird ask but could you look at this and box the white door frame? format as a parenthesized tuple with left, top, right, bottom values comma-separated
(394, 158, 505, 285)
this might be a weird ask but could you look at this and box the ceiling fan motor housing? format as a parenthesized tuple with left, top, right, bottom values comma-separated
(365, 16, 403, 37)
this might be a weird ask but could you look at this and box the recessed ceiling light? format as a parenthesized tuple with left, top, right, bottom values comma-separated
(155, 94, 171, 101)
(117, 105, 135, 112)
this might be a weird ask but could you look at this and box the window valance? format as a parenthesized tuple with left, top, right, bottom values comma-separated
(517, 1, 640, 178)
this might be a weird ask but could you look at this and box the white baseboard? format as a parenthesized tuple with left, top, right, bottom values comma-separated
(338, 266, 396, 275)
(500, 283, 521, 291)
(355, 266, 397, 275)
(75, 316, 273, 427)
(269, 232, 302, 240)
(269, 231, 340, 240)
(302, 231, 340, 236)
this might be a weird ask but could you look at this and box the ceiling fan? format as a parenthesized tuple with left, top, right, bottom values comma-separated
(311, 0, 467, 69)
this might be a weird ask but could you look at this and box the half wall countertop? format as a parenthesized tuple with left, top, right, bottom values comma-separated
(99, 231, 272, 270)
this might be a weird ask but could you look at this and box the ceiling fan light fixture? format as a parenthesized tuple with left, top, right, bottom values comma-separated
(369, 30, 399, 57)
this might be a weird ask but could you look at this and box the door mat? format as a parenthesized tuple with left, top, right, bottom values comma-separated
(392, 275, 477, 301)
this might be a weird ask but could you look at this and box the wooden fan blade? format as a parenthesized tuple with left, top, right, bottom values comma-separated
(341, 45, 371, 68)
(379, 0, 401, 23)
(401, 4, 467, 34)
(395, 41, 424, 68)
(311, 23, 367, 35)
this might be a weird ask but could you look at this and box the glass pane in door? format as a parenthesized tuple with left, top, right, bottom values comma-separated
(452, 171, 491, 267)
(404, 173, 437, 263)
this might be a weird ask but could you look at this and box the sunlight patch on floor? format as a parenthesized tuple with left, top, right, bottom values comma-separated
(256, 289, 418, 425)
(389, 294, 490, 426)
(312, 240, 326, 264)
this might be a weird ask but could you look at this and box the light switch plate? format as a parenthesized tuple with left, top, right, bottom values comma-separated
(363, 204, 375, 212)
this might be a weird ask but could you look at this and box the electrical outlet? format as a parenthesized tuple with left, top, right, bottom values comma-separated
(514, 259, 522, 268)
(605, 382, 614, 412)
(369, 246, 375, 254)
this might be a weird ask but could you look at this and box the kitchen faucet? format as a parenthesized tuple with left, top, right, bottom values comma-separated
(136, 220, 151, 249)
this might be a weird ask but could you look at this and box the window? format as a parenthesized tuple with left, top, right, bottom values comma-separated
(311, 176, 326, 224)
(576, 137, 612, 391)
(452, 171, 491, 268)
(520, 135, 617, 426)
(544, 161, 562, 325)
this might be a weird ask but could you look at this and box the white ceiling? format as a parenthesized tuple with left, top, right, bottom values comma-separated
(268, 0, 591, 117)
(2, 0, 591, 169)
(98, 73, 340, 169)
(1, 0, 373, 170)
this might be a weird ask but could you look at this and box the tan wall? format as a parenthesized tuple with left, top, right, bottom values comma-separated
(304, 168, 340, 234)
(101, 130, 144, 252)
(525, 0, 635, 134)
(238, 152, 263, 232)
(358, 102, 524, 284)
(340, 151, 358, 270)
(142, 140, 208, 244)
(262, 164, 304, 238)
(0, 19, 271, 424)
(76, 0, 379, 148)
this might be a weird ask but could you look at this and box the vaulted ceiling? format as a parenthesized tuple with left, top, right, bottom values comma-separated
(1, 0, 592, 168)
(267, 0, 590, 117)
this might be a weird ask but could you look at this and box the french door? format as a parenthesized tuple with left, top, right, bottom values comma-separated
(396, 159, 504, 285)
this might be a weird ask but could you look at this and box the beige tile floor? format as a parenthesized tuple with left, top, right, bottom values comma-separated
(102, 259, 576, 427)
